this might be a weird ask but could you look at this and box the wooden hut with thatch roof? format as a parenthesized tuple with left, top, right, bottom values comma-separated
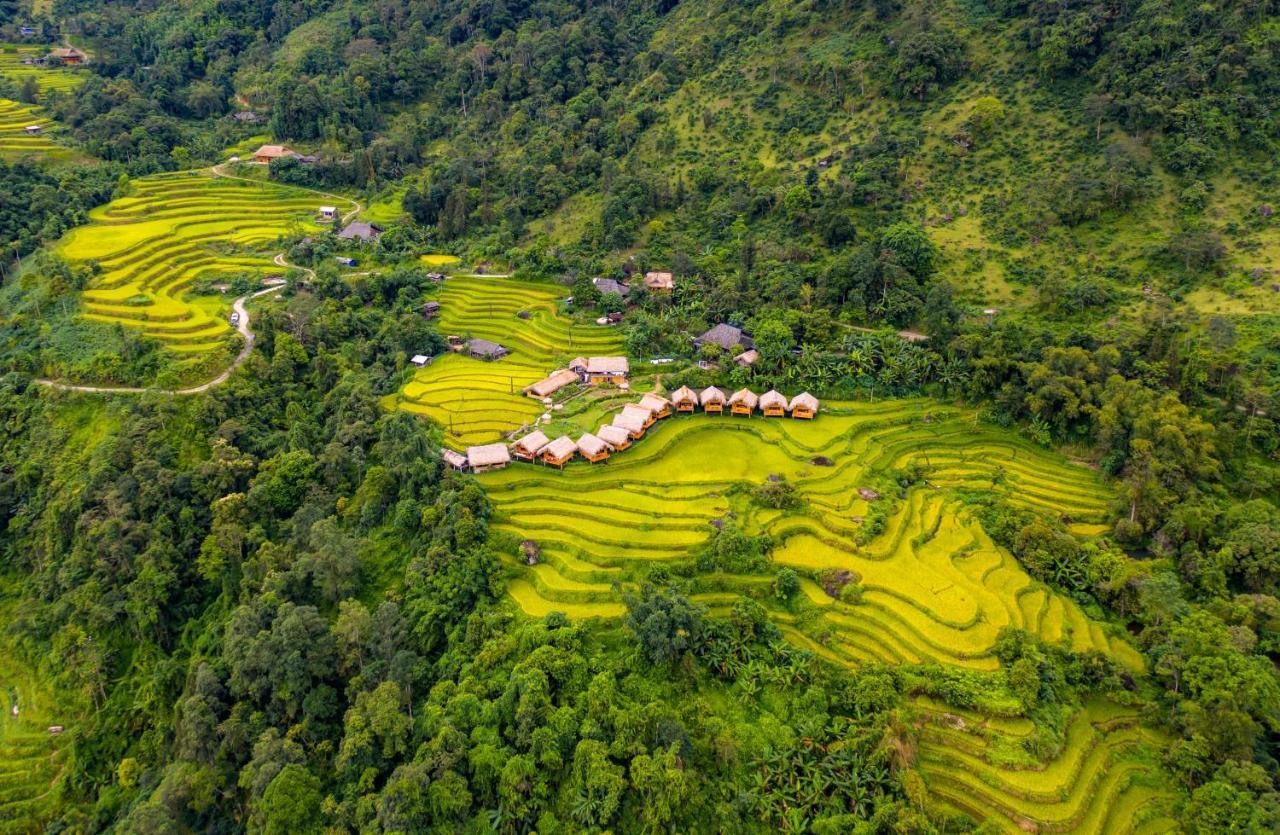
(527, 368, 578, 398)
(621, 403, 656, 430)
(597, 424, 632, 451)
(612, 409, 648, 440)
(512, 430, 551, 461)
(789, 392, 819, 419)
(442, 449, 469, 471)
(541, 436, 577, 468)
(700, 386, 727, 415)
(729, 388, 758, 417)
(577, 432, 610, 463)
(638, 392, 671, 419)
(467, 443, 511, 472)
(670, 385, 698, 413)
(760, 389, 788, 417)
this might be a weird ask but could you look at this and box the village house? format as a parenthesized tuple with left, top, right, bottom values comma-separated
(318, 206, 336, 221)
(442, 449, 469, 471)
(734, 349, 759, 367)
(422, 301, 441, 318)
(729, 388, 759, 417)
(540, 435, 577, 468)
(638, 393, 671, 419)
(467, 339, 508, 361)
(670, 385, 698, 413)
(700, 386, 727, 414)
(466, 443, 511, 472)
(597, 424, 632, 451)
(592, 277, 631, 298)
(760, 389, 788, 417)
(694, 323, 753, 353)
(410, 354, 431, 368)
(512, 430, 550, 461)
(526, 368, 578, 398)
(644, 271, 674, 292)
(612, 409, 648, 440)
(897, 330, 929, 343)
(338, 221, 382, 242)
(570, 356, 629, 384)
(789, 392, 820, 419)
(231, 111, 262, 123)
(251, 144, 294, 164)
(577, 432, 610, 463)
(49, 47, 87, 65)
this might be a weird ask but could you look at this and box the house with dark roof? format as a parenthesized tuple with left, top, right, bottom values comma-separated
(337, 222, 382, 242)
(694, 323, 753, 352)
(467, 339, 508, 360)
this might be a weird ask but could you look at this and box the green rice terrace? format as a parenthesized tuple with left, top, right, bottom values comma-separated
(0, 652, 70, 834)
(0, 45, 88, 95)
(54, 170, 353, 374)
(391, 274, 625, 447)
(0, 98, 62, 158)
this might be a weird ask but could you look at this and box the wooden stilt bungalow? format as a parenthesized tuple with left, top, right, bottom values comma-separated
(577, 432, 610, 463)
(670, 385, 698, 413)
(638, 393, 672, 419)
(442, 449, 469, 471)
(700, 386, 727, 415)
(621, 403, 656, 430)
(760, 389, 788, 417)
(597, 424, 632, 451)
(540, 436, 577, 468)
(729, 388, 758, 416)
(788, 392, 819, 419)
(466, 444, 511, 472)
(512, 430, 551, 461)
(612, 410, 648, 440)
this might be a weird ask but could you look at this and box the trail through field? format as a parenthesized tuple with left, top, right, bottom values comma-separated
(34, 283, 286, 395)
(210, 162, 363, 223)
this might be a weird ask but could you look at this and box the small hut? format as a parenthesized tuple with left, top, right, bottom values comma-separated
(410, 354, 431, 368)
(700, 386, 727, 415)
(466, 444, 511, 472)
(527, 368, 578, 398)
(541, 435, 577, 468)
(422, 301, 441, 318)
(577, 432, 610, 463)
(734, 349, 759, 367)
(621, 403, 656, 430)
(789, 392, 819, 420)
(670, 385, 698, 413)
(442, 449, 469, 471)
(729, 388, 758, 417)
(612, 410, 648, 440)
(597, 424, 632, 451)
(512, 430, 550, 461)
(760, 389, 788, 417)
(638, 392, 671, 419)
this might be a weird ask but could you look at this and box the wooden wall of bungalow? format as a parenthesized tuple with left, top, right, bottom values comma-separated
(760, 390, 788, 417)
(671, 386, 698, 412)
(577, 433, 610, 463)
(700, 387, 726, 414)
(729, 388, 759, 416)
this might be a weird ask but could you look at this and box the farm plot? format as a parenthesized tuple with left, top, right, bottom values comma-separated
(0, 98, 62, 158)
(391, 275, 624, 447)
(0, 46, 87, 96)
(55, 170, 351, 367)
(0, 653, 70, 833)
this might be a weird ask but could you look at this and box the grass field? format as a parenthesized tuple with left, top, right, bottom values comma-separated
(54, 170, 354, 370)
(388, 274, 625, 447)
(0, 45, 88, 96)
(0, 652, 70, 833)
(0, 98, 64, 158)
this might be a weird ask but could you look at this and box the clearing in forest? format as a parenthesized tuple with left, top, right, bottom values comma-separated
(54, 170, 352, 374)
(0, 98, 64, 158)
(0, 652, 70, 833)
(390, 275, 625, 448)
(0, 45, 87, 96)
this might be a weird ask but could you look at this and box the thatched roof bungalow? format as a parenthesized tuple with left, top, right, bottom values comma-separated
(512, 430, 550, 461)
(573, 356, 629, 384)
(729, 388, 758, 416)
(597, 424, 632, 451)
(541, 435, 577, 468)
(621, 403, 656, 429)
(577, 432, 610, 463)
(760, 389, 788, 417)
(699, 386, 727, 414)
(527, 368, 578, 398)
(442, 449, 468, 471)
(612, 409, 648, 439)
(638, 393, 671, 419)
(670, 385, 698, 412)
(467, 443, 511, 472)
(789, 392, 819, 419)
(644, 271, 674, 292)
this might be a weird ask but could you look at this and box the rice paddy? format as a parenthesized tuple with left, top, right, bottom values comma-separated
(0, 653, 69, 833)
(54, 170, 354, 370)
(0, 45, 88, 96)
(0, 98, 63, 158)
(390, 275, 624, 447)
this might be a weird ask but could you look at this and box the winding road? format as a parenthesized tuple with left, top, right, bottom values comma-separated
(32, 163, 347, 396)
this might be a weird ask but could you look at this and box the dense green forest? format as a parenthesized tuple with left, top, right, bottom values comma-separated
(0, 0, 1278, 831)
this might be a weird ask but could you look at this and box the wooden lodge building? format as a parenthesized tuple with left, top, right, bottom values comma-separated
(670, 385, 698, 412)
(570, 356, 629, 385)
(760, 389, 788, 417)
(577, 432, 610, 463)
(512, 430, 550, 461)
(49, 47, 87, 65)
(612, 409, 648, 440)
(643, 271, 674, 292)
(638, 393, 671, 419)
(789, 392, 819, 419)
(442, 449, 468, 471)
(729, 388, 758, 416)
(526, 368, 579, 398)
(597, 424, 632, 451)
(541, 436, 577, 468)
(699, 386, 727, 414)
(465, 443, 511, 472)
(251, 144, 294, 164)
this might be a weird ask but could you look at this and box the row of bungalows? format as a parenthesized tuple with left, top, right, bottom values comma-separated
(509, 428, 614, 468)
(668, 386, 819, 419)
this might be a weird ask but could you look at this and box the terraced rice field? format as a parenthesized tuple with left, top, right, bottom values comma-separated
(392, 275, 624, 447)
(55, 170, 353, 367)
(0, 653, 69, 833)
(0, 98, 62, 158)
(0, 46, 88, 96)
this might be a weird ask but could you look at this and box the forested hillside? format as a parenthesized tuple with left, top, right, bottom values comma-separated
(0, 0, 1277, 832)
